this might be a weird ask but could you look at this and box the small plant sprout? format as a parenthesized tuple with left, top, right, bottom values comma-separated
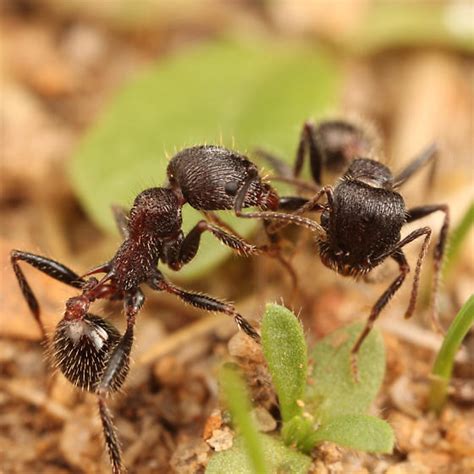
(207, 305, 394, 473)
(207, 365, 311, 474)
(429, 295, 474, 414)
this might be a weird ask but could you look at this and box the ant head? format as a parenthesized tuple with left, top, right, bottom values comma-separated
(318, 119, 376, 173)
(52, 313, 122, 392)
(129, 187, 182, 239)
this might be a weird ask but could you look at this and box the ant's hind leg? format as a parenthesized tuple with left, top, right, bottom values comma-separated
(10, 250, 85, 338)
(148, 272, 260, 342)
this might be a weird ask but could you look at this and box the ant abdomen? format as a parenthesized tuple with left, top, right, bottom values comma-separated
(52, 314, 122, 392)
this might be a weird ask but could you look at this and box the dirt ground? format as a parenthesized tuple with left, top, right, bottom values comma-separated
(1, 1, 473, 473)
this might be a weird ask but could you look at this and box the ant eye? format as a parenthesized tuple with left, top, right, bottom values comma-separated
(224, 181, 239, 195)
(52, 314, 121, 392)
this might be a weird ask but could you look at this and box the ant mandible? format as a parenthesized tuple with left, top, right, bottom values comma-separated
(259, 119, 449, 373)
(11, 144, 321, 473)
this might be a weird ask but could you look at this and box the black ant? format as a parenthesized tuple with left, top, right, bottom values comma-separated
(11, 145, 320, 473)
(258, 119, 449, 373)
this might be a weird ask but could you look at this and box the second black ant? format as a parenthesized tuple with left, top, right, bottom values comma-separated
(259, 119, 450, 374)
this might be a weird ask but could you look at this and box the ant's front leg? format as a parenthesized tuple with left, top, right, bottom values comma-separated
(10, 250, 85, 338)
(351, 251, 410, 379)
(148, 271, 260, 342)
(351, 227, 432, 379)
(266, 186, 333, 235)
(233, 171, 325, 236)
(168, 220, 260, 271)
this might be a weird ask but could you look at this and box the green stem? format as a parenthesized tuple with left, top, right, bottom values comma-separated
(444, 201, 474, 278)
(429, 295, 474, 413)
(220, 366, 268, 474)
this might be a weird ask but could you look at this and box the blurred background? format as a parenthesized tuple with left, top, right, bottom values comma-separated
(1, 1, 473, 473)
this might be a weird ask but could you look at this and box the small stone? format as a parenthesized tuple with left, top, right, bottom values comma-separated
(252, 406, 277, 432)
(206, 427, 234, 452)
(445, 415, 474, 456)
(203, 410, 223, 440)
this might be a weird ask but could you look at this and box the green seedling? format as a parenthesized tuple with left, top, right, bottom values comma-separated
(443, 202, 474, 279)
(207, 365, 311, 474)
(429, 295, 474, 414)
(207, 304, 393, 473)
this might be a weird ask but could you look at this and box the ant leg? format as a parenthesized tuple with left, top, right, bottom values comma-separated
(96, 327, 133, 474)
(10, 250, 85, 338)
(261, 219, 299, 294)
(253, 150, 320, 193)
(352, 226, 432, 376)
(233, 174, 325, 236)
(169, 220, 259, 271)
(255, 121, 322, 186)
(111, 204, 130, 239)
(95, 290, 141, 474)
(205, 209, 300, 292)
(201, 210, 241, 235)
(352, 251, 410, 360)
(393, 143, 438, 189)
(266, 186, 333, 235)
(406, 204, 450, 332)
(148, 272, 260, 342)
(294, 120, 322, 184)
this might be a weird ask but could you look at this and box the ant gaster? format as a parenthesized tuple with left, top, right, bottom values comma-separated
(11, 144, 320, 473)
(261, 119, 449, 372)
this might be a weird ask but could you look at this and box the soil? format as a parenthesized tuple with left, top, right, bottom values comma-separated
(1, 2, 473, 473)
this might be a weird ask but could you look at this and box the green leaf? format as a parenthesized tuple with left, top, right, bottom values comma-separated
(311, 414, 394, 454)
(219, 365, 267, 474)
(261, 304, 308, 423)
(206, 434, 312, 474)
(71, 40, 339, 279)
(306, 323, 385, 423)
